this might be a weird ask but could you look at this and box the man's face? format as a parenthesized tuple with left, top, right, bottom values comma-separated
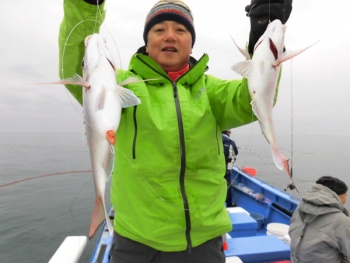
(146, 21, 192, 73)
(339, 192, 347, 204)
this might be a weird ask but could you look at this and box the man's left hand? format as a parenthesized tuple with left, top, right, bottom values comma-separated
(246, 0, 292, 54)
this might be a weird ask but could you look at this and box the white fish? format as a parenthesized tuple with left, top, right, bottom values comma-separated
(231, 20, 317, 182)
(51, 33, 142, 238)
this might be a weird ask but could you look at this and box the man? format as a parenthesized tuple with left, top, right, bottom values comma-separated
(59, 0, 292, 262)
(222, 130, 238, 207)
(222, 130, 238, 167)
(289, 176, 350, 263)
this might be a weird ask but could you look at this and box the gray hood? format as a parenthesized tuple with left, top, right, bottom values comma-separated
(298, 184, 344, 217)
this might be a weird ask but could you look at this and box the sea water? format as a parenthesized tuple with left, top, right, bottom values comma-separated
(0, 132, 349, 262)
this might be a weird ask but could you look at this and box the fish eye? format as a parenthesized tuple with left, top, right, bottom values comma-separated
(81, 59, 84, 68)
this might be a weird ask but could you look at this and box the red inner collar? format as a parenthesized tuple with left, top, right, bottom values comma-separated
(168, 64, 189, 81)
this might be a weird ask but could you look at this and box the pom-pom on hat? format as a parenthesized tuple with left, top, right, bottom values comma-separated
(143, 0, 195, 47)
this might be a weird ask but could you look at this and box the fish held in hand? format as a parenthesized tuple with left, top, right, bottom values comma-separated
(231, 19, 317, 180)
(51, 33, 142, 238)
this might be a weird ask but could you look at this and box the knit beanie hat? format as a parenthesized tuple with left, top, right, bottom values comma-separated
(316, 176, 348, 195)
(143, 0, 195, 47)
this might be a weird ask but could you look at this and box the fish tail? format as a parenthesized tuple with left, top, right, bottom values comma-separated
(89, 196, 112, 238)
(271, 145, 299, 193)
(283, 161, 300, 194)
(271, 144, 289, 171)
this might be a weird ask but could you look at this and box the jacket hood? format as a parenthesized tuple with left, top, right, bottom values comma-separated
(299, 184, 344, 216)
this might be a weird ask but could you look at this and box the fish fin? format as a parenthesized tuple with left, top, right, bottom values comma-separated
(88, 195, 113, 238)
(119, 76, 160, 86)
(38, 74, 90, 88)
(106, 130, 116, 145)
(229, 34, 251, 60)
(119, 76, 142, 86)
(115, 86, 141, 108)
(117, 76, 143, 108)
(105, 143, 115, 182)
(274, 40, 320, 67)
(231, 61, 253, 78)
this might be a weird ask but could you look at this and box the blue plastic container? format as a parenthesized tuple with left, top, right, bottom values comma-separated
(228, 212, 257, 237)
(250, 212, 265, 230)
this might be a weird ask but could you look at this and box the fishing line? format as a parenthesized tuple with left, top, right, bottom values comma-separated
(59, 6, 192, 211)
(283, 58, 299, 194)
(60, 18, 124, 142)
(60, 19, 104, 143)
(0, 170, 92, 188)
(94, 0, 123, 69)
(59, 1, 130, 137)
(0, 167, 98, 218)
(241, 110, 257, 168)
(69, 176, 94, 212)
(229, 11, 270, 186)
(239, 108, 270, 173)
(290, 59, 294, 177)
(238, 146, 267, 165)
(94, 0, 101, 33)
(61, 19, 101, 80)
(58, 4, 230, 212)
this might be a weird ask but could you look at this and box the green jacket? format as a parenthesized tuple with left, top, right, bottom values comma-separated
(59, 0, 256, 252)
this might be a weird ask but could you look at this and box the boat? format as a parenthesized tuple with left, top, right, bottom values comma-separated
(49, 166, 300, 263)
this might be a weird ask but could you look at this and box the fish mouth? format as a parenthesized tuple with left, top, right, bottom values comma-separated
(161, 46, 178, 52)
(269, 38, 278, 60)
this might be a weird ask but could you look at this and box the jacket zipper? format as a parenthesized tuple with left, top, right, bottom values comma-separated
(172, 81, 192, 253)
(135, 55, 210, 253)
(132, 105, 138, 159)
(216, 123, 220, 155)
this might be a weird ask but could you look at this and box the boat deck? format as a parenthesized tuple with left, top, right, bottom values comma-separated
(225, 207, 291, 263)
(89, 207, 292, 263)
(88, 167, 299, 263)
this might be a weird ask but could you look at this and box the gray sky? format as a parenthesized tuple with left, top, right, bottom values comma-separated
(1, 0, 350, 135)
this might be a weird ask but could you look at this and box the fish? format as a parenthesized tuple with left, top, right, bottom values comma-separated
(231, 19, 317, 188)
(48, 33, 142, 238)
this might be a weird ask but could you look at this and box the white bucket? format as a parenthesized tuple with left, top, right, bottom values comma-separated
(266, 223, 289, 239)
(226, 256, 243, 263)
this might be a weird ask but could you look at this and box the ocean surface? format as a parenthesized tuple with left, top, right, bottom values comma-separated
(1, 132, 350, 262)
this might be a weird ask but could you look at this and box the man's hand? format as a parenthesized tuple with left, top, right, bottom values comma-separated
(246, 0, 292, 54)
(83, 0, 105, 5)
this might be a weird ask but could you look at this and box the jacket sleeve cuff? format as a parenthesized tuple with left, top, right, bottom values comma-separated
(83, 0, 105, 5)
